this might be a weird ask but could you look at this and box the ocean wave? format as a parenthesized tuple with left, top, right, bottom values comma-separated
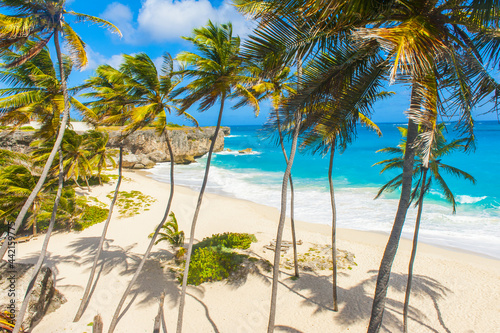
(456, 195, 488, 204)
(225, 135, 246, 138)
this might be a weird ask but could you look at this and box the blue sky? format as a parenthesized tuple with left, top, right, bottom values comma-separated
(9, 0, 500, 125)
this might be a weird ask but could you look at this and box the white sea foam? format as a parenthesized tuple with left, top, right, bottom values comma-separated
(456, 195, 488, 204)
(148, 161, 500, 259)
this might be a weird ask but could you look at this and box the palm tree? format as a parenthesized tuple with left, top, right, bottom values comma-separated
(246, 55, 301, 277)
(85, 130, 117, 185)
(173, 21, 259, 333)
(0, 0, 121, 260)
(106, 53, 194, 332)
(12, 149, 65, 333)
(295, 46, 388, 312)
(235, 2, 500, 331)
(149, 212, 185, 248)
(374, 123, 475, 332)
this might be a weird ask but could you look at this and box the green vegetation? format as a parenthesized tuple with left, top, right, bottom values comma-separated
(194, 232, 257, 250)
(107, 190, 156, 218)
(180, 232, 257, 286)
(183, 246, 247, 286)
(150, 212, 185, 247)
(75, 205, 109, 231)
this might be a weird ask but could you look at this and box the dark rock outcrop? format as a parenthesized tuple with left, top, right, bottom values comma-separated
(0, 126, 230, 169)
(0, 262, 66, 331)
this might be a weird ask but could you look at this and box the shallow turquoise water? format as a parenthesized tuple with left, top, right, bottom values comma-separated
(150, 121, 500, 259)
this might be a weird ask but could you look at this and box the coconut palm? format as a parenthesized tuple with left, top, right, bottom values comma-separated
(106, 53, 194, 332)
(85, 130, 117, 185)
(236, 1, 499, 331)
(173, 21, 259, 333)
(293, 46, 388, 312)
(374, 123, 475, 332)
(245, 54, 301, 277)
(0, 0, 121, 261)
(12, 150, 64, 333)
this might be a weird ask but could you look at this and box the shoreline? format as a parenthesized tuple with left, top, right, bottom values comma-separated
(141, 169, 500, 262)
(10, 169, 500, 332)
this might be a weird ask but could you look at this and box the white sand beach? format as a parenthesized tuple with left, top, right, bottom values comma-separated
(12, 170, 500, 333)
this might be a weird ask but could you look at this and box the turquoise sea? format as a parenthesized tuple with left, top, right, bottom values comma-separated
(149, 122, 500, 259)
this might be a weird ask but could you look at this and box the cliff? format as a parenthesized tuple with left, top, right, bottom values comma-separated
(0, 126, 230, 169)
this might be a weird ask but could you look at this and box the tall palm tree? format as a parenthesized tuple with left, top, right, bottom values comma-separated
(106, 53, 194, 332)
(173, 21, 259, 333)
(236, 2, 499, 331)
(294, 46, 388, 312)
(374, 123, 475, 332)
(0, 0, 121, 260)
(85, 130, 117, 185)
(12, 149, 65, 333)
(246, 55, 301, 277)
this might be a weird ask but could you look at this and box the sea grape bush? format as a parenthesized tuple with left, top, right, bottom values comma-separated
(194, 232, 257, 250)
(181, 232, 257, 285)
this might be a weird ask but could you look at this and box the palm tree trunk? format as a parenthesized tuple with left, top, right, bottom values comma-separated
(13, 149, 64, 333)
(328, 145, 338, 312)
(0, 31, 70, 260)
(176, 97, 225, 333)
(109, 132, 176, 333)
(74, 146, 123, 322)
(267, 115, 301, 333)
(403, 167, 428, 333)
(275, 111, 299, 278)
(367, 87, 420, 333)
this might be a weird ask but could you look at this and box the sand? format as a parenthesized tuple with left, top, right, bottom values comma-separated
(10, 170, 500, 333)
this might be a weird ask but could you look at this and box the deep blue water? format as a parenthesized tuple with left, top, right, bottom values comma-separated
(150, 121, 500, 259)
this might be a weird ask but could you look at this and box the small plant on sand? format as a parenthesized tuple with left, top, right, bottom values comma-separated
(149, 212, 185, 248)
(106, 190, 156, 218)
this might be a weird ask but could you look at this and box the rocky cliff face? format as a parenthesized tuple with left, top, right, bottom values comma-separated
(0, 126, 230, 169)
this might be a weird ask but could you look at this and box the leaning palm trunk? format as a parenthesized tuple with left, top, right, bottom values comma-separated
(368, 88, 420, 333)
(109, 133, 176, 333)
(276, 112, 299, 278)
(0, 32, 70, 260)
(13, 150, 64, 333)
(267, 115, 301, 333)
(328, 145, 338, 312)
(74, 146, 123, 322)
(403, 167, 428, 333)
(176, 98, 226, 333)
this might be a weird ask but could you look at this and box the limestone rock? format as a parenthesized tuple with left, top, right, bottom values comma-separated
(175, 155, 196, 165)
(238, 148, 253, 154)
(0, 262, 66, 331)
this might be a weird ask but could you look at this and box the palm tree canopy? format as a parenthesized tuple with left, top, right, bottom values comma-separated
(374, 123, 476, 212)
(0, 0, 121, 68)
(236, 0, 500, 156)
(175, 20, 260, 116)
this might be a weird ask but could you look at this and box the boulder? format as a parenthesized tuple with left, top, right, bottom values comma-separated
(0, 262, 66, 331)
(238, 148, 253, 154)
(175, 155, 196, 165)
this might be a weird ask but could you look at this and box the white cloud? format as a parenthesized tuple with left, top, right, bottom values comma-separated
(101, 0, 253, 44)
(83, 47, 125, 72)
(101, 2, 138, 44)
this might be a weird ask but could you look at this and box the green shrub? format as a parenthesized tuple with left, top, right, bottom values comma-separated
(182, 246, 246, 286)
(74, 205, 108, 231)
(20, 126, 35, 131)
(194, 232, 257, 250)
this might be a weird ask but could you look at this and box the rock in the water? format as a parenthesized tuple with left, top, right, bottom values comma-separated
(175, 154, 196, 165)
(238, 148, 253, 154)
(0, 262, 66, 331)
